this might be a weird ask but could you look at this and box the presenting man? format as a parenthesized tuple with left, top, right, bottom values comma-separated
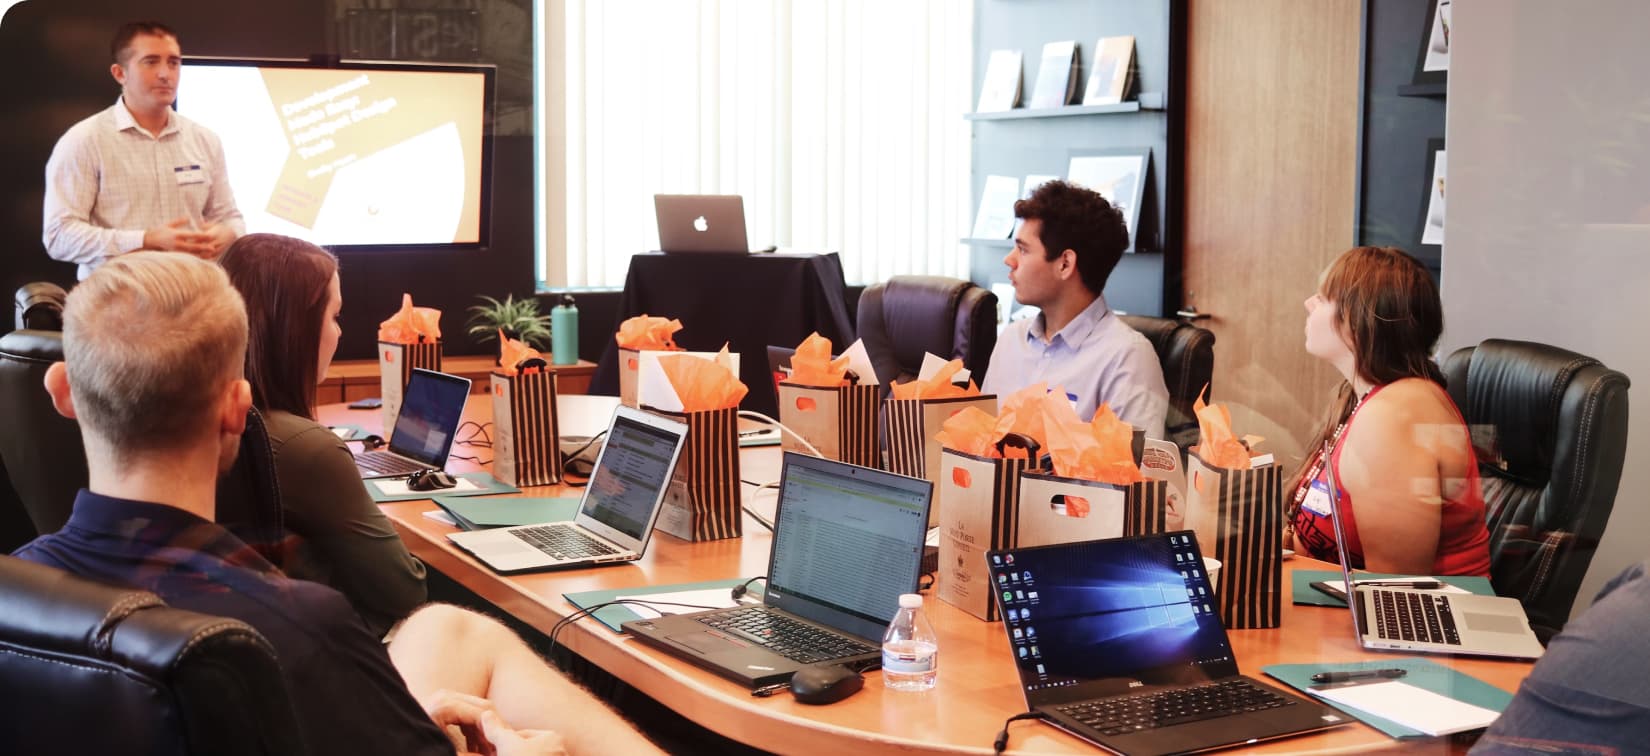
(982, 180, 1170, 439)
(42, 21, 243, 279)
(14, 253, 663, 755)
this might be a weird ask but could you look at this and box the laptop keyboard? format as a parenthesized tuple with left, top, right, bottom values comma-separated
(510, 524, 620, 560)
(356, 451, 428, 476)
(1058, 679, 1296, 737)
(1372, 589, 1462, 645)
(697, 607, 875, 664)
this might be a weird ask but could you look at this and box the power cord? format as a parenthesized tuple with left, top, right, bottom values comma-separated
(739, 478, 781, 531)
(558, 429, 608, 487)
(918, 572, 935, 592)
(994, 711, 1046, 754)
(547, 598, 721, 657)
(456, 421, 493, 447)
(730, 576, 768, 602)
(736, 411, 823, 458)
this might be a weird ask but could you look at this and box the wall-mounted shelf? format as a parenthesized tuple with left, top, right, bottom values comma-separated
(965, 92, 1165, 121)
(961, 237, 1015, 248)
(1396, 81, 1447, 97)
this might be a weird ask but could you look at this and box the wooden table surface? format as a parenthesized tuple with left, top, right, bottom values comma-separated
(320, 399, 1532, 755)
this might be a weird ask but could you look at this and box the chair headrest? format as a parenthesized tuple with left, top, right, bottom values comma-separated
(1449, 339, 1602, 479)
(15, 283, 67, 332)
(0, 329, 66, 364)
(0, 554, 163, 658)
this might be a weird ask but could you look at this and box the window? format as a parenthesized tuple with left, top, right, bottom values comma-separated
(538, 0, 973, 288)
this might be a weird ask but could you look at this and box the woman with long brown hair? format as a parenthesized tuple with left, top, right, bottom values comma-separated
(219, 234, 427, 634)
(1286, 246, 1490, 576)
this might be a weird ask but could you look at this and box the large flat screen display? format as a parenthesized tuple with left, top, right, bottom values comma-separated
(176, 57, 494, 249)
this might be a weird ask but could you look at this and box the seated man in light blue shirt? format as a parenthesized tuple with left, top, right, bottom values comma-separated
(981, 180, 1169, 440)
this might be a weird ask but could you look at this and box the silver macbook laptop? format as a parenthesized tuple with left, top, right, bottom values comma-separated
(447, 406, 688, 574)
(356, 369, 472, 479)
(1322, 442, 1544, 659)
(655, 194, 751, 253)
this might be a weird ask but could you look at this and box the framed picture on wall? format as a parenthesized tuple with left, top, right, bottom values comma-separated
(1418, 138, 1446, 249)
(1411, 0, 1451, 86)
(1066, 147, 1151, 252)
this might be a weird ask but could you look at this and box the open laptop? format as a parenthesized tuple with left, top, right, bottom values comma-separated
(623, 452, 932, 687)
(355, 369, 471, 478)
(989, 533, 1348, 756)
(1321, 443, 1544, 659)
(446, 406, 688, 574)
(655, 194, 752, 254)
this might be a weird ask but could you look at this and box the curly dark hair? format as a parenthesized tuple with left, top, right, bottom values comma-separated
(1012, 180, 1129, 295)
(111, 22, 178, 66)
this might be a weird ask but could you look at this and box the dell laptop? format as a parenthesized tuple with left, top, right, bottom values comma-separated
(623, 452, 933, 687)
(355, 368, 472, 479)
(655, 194, 752, 253)
(989, 533, 1348, 756)
(1321, 444, 1544, 659)
(447, 406, 688, 574)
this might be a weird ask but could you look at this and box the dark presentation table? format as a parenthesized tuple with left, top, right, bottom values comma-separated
(590, 251, 856, 417)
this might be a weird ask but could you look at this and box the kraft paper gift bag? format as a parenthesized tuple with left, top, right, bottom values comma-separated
(614, 315, 685, 407)
(1128, 438, 1188, 536)
(650, 406, 743, 542)
(489, 365, 563, 487)
(1184, 452, 1284, 629)
(885, 394, 1000, 484)
(936, 448, 1031, 621)
(1016, 472, 1127, 547)
(377, 339, 442, 430)
(777, 382, 881, 468)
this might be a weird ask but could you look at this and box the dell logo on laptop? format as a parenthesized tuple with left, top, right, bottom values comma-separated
(1128, 680, 1144, 688)
(693, 216, 709, 232)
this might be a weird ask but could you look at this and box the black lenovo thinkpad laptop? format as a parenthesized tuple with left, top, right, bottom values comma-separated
(623, 452, 933, 687)
(989, 533, 1349, 756)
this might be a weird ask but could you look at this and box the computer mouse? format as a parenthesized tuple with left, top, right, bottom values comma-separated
(407, 469, 458, 491)
(788, 663, 863, 705)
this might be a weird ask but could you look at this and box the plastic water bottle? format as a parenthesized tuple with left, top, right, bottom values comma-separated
(551, 294, 579, 366)
(882, 593, 938, 691)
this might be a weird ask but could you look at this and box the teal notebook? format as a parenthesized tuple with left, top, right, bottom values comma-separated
(365, 472, 521, 503)
(564, 579, 765, 633)
(1293, 570, 1495, 606)
(1262, 658, 1513, 739)
(431, 496, 581, 530)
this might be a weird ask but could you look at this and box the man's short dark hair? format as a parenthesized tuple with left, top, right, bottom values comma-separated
(111, 22, 178, 66)
(1013, 180, 1130, 296)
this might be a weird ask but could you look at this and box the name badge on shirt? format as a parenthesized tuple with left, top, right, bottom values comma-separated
(174, 165, 205, 185)
(1302, 478, 1334, 516)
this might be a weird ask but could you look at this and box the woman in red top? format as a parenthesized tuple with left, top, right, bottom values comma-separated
(1286, 246, 1491, 577)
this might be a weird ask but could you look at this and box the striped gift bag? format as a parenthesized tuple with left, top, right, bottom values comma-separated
(1185, 453, 1284, 629)
(649, 406, 743, 541)
(489, 368, 563, 487)
(935, 448, 1030, 621)
(777, 382, 880, 469)
(378, 339, 442, 430)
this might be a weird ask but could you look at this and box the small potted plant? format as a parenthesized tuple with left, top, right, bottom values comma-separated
(466, 294, 553, 365)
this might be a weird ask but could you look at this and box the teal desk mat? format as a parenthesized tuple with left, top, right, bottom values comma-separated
(1293, 570, 1495, 606)
(1263, 657, 1514, 739)
(431, 496, 580, 530)
(327, 424, 367, 441)
(366, 472, 520, 503)
(565, 579, 765, 633)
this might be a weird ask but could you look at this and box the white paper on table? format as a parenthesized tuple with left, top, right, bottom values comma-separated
(371, 476, 485, 497)
(1311, 681, 1499, 736)
(636, 350, 741, 412)
(330, 426, 353, 438)
(616, 588, 752, 620)
(840, 340, 880, 386)
(917, 352, 971, 385)
(971, 175, 1021, 239)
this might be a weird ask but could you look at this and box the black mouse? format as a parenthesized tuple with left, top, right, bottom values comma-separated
(788, 663, 863, 705)
(407, 469, 458, 491)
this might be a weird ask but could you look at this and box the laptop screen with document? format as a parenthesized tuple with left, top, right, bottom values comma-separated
(387, 369, 471, 464)
(578, 411, 685, 540)
(990, 533, 1239, 706)
(764, 452, 933, 641)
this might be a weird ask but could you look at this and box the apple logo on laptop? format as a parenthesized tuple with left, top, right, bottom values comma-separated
(693, 216, 709, 232)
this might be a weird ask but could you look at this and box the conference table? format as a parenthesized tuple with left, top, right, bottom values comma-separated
(320, 397, 1534, 754)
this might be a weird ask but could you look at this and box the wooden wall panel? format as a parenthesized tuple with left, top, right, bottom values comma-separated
(1181, 0, 1362, 469)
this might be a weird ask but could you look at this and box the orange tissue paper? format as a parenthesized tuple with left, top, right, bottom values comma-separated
(889, 358, 981, 400)
(788, 332, 851, 387)
(497, 330, 545, 376)
(615, 315, 684, 351)
(1191, 388, 1265, 469)
(659, 347, 748, 411)
(934, 406, 1004, 458)
(1045, 403, 1145, 485)
(378, 293, 442, 344)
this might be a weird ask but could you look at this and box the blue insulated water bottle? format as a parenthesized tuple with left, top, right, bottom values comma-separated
(551, 294, 579, 365)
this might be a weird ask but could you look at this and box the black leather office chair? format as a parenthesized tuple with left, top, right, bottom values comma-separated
(1443, 339, 1630, 642)
(0, 326, 286, 560)
(0, 554, 304, 754)
(856, 275, 998, 387)
(14, 282, 67, 332)
(1118, 315, 1215, 450)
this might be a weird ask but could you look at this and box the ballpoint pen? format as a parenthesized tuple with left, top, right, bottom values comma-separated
(1311, 668, 1408, 684)
(1356, 580, 1444, 589)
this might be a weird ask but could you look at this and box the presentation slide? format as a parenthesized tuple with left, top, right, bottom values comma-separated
(178, 63, 488, 246)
